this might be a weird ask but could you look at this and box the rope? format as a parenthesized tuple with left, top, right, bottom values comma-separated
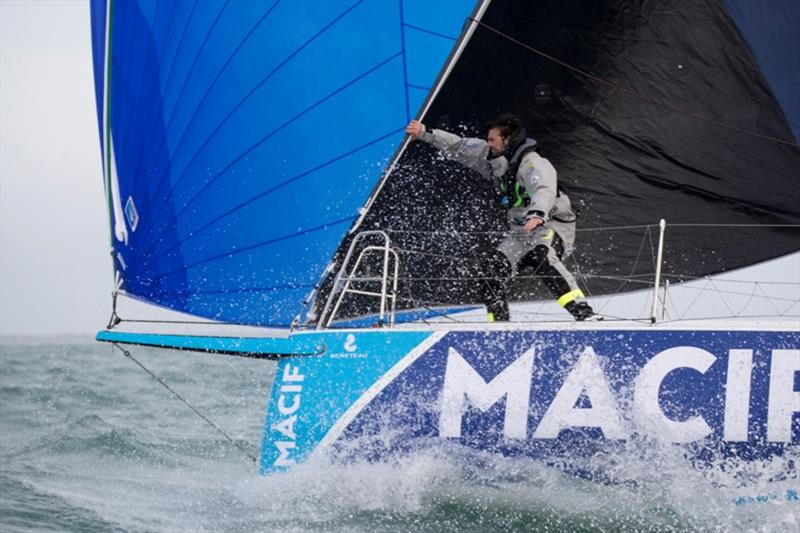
(386, 224, 800, 235)
(111, 342, 258, 465)
(386, 224, 659, 235)
(468, 18, 800, 149)
(665, 223, 800, 228)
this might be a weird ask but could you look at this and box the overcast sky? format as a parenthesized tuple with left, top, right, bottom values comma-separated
(1, 1, 110, 336)
(0, 1, 797, 337)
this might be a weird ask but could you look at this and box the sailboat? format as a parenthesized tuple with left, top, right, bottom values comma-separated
(90, 0, 799, 483)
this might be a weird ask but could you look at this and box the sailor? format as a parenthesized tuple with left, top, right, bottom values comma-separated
(406, 113, 599, 322)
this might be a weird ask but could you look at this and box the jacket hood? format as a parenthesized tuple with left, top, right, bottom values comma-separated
(506, 127, 535, 159)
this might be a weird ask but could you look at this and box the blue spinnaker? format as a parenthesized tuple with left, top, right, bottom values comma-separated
(90, 0, 476, 327)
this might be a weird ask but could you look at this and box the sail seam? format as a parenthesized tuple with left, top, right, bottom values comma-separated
(144, 0, 366, 236)
(150, 216, 356, 280)
(137, 1, 280, 204)
(133, 0, 179, 197)
(161, 0, 231, 134)
(132, 1, 233, 201)
(139, 127, 404, 270)
(399, 0, 410, 122)
(132, 0, 187, 198)
(402, 22, 457, 41)
(156, 0, 201, 131)
(139, 51, 404, 260)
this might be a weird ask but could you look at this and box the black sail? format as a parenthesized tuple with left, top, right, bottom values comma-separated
(318, 0, 800, 323)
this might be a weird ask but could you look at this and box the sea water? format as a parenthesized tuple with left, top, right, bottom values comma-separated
(1, 337, 797, 532)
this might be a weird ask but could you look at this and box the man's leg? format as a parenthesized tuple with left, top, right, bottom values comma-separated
(518, 227, 598, 321)
(479, 249, 512, 321)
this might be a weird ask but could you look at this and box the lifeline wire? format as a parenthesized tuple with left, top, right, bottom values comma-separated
(111, 342, 258, 464)
(469, 18, 800, 149)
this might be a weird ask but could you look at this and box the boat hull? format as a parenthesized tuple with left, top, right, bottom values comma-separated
(261, 327, 799, 478)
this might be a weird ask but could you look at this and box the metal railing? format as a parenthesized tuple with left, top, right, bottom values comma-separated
(318, 230, 400, 328)
(315, 221, 798, 328)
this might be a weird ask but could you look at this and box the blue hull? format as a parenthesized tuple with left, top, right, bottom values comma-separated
(261, 328, 799, 480)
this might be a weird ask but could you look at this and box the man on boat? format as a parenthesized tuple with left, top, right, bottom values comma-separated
(406, 113, 599, 322)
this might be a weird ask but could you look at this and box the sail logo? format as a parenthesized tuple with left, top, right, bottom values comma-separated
(439, 346, 800, 443)
(124, 196, 139, 231)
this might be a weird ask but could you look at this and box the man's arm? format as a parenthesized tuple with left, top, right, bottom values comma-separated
(406, 120, 492, 178)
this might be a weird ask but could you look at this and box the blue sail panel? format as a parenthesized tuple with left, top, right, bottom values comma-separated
(90, 0, 476, 326)
(725, 0, 800, 142)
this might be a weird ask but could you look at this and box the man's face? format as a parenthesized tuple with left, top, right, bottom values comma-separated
(487, 127, 509, 157)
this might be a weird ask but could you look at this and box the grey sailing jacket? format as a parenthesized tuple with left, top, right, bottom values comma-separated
(419, 126, 576, 225)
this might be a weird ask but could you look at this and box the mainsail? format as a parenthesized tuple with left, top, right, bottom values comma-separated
(90, 0, 477, 327)
(334, 0, 800, 319)
(92, 0, 799, 328)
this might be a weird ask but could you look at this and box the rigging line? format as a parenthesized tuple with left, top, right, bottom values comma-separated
(139, 1, 282, 207)
(709, 278, 737, 318)
(662, 284, 800, 304)
(680, 278, 713, 320)
(740, 282, 765, 317)
(515, 309, 642, 323)
(582, 275, 654, 284)
(137, 128, 403, 271)
(150, 216, 355, 281)
(387, 229, 507, 235)
(112, 315, 293, 328)
(117, 318, 226, 325)
(142, 51, 403, 259)
(386, 224, 658, 234)
(110, 342, 258, 465)
(577, 224, 658, 232)
(469, 18, 800, 149)
(142, 0, 365, 235)
(611, 225, 651, 298)
(665, 223, 800, 228)
(660, 313, 799, 323)
(660, 273, 800, 285)
(717, 280, 800, 286)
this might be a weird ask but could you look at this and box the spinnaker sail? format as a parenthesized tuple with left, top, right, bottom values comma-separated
(90, 0, 477, 327)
